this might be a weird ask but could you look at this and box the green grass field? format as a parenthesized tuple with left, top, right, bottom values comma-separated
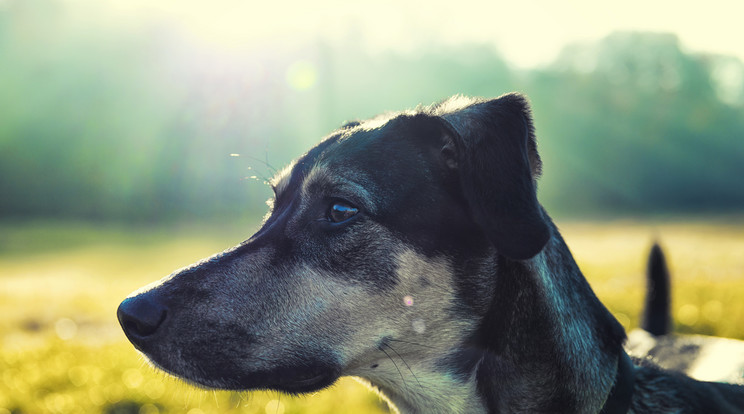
(1, 219, 743, 414)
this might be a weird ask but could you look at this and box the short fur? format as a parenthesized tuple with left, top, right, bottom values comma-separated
(119, 93, 744, 413)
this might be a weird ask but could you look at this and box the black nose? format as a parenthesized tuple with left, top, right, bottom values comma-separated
(117, 293, 168, 345)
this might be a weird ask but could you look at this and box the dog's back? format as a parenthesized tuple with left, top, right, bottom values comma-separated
(632, 361, 744, 412)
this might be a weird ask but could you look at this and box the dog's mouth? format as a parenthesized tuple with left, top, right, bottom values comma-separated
(268, 371, 338, 394)
(189, 365, 340, 394)
(183, 368, 338, 394)
(140, 344, 341, 394)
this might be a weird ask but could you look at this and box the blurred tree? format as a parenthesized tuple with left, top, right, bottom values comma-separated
(0, 1, 742, 221)
(531, 32, 744, 215)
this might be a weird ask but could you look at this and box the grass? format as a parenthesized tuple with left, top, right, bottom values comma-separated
(1, 218, 743, 413)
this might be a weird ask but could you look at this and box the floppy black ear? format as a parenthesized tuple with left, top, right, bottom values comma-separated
(434, 93, 550, 260)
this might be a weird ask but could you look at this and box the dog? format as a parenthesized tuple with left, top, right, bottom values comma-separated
(626, 243, 744, 385)
(118, 93, 744, 413)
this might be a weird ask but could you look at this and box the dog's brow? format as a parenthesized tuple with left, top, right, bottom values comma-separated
(302, 166, 376, 212)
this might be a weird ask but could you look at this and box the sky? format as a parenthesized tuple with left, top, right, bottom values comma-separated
(87, 0, 744, 68)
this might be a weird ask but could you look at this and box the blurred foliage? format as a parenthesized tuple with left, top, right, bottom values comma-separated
(1, 0, 744, 222)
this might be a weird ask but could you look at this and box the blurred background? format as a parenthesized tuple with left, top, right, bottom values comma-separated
(1, 0, 743, 413)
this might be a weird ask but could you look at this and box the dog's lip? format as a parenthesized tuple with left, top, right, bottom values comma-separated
(271, 372, 337, 393)
(287, 374, 326, 386)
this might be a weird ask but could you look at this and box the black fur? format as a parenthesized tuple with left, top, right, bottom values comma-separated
(435, 95, 550, 260)
(118, 93, 744, 413)
(632, 362, 744, 413)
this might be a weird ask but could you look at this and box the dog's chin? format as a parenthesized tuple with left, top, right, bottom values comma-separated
(264, 371, 340, 394)
(141, 351, 341, 394)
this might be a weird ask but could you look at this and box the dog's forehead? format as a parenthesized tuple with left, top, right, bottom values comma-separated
(271, 114, 434, 202)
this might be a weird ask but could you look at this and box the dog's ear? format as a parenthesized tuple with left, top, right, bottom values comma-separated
(434, 93, 550, 260)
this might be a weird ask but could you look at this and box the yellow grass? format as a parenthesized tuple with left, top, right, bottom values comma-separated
(1, 219, 743, 413)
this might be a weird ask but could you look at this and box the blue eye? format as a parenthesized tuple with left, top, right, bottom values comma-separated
(328, 202, 358, 223)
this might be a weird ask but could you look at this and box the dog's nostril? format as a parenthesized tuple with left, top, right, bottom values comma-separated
(123, 316, 163, 337)
(117, 295, 168, 339)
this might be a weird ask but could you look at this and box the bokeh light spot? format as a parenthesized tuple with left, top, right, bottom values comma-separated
(139, 403, 160, 414)
(678, 304, 700, 326)
(144, 379, 165, 399)
(403, 295, 414, 307)
(54, 318, 77, 340)
(702, 300, 723, 322)
(286, 60, 317, 91)
(68, 366, 90, 387)
(265, 399, 285, 414)
(44, 392, 74, 413)
(88, 386, 106, 407)
(122, 368, 144, 389)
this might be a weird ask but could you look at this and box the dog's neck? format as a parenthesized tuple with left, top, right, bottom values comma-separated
(354, 368, 487, 414)
(472, 221, 626, 413)
(354, 221, 626, 414)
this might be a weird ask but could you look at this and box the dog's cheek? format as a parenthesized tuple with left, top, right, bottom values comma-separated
(331, 248, 481, 367)
(294, 221, 402, 290)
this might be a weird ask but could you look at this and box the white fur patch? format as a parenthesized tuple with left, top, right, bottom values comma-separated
(340, 248, 486, 414)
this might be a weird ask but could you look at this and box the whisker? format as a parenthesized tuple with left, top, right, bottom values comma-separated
(265, 150, 276, 174)
(383, 343, 424, 391)
(242, 154, 278, 175)
(231, 153, 275, 182)
(379, 346, 409, 394)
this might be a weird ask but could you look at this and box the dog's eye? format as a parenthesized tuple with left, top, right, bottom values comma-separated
(328, 202, 358, 223)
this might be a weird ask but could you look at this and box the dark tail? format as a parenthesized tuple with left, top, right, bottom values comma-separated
(641, 243, 672, 336)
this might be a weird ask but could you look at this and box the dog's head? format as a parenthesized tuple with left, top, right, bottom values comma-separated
(117, 93, 550, 394)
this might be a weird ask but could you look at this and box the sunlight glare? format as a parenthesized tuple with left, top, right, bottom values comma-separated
(62, 0, 744, 68)
(286, 60, 318, 91)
